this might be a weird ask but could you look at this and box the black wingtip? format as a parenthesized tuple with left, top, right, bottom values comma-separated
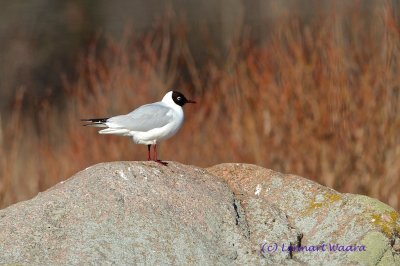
(80, 118, 109, 123)
(81, 117, 109, 127)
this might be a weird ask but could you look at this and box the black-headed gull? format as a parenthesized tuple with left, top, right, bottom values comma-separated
(82, 91, 196, 165)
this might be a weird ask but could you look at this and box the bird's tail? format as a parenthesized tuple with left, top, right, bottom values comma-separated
(81, 118, 109, 127)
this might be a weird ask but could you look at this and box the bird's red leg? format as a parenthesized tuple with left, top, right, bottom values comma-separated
(153, 144, 167, 166)
(147, 145, 151, 161)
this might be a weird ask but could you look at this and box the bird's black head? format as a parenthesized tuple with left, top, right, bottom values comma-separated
(172, 91, 196, 106)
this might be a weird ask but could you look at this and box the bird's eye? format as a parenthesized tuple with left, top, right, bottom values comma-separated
(177, 96, 182, 100)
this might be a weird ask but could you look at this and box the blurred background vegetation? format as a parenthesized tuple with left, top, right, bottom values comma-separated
(0, 0, 399, 210)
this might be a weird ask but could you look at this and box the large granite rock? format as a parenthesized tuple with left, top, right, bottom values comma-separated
(0, 162, 399, 265)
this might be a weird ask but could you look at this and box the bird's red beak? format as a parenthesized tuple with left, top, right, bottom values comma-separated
(187, 99, 196, 104)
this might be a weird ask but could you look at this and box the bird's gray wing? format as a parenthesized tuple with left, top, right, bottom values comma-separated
(107, 103, 173, 132)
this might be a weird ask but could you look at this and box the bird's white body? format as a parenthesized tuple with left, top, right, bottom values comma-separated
(98, 91, 185, 145)
(128, 104, 183, 145)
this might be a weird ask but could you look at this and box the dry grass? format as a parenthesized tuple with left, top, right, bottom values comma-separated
(1, 5, 399, 210)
